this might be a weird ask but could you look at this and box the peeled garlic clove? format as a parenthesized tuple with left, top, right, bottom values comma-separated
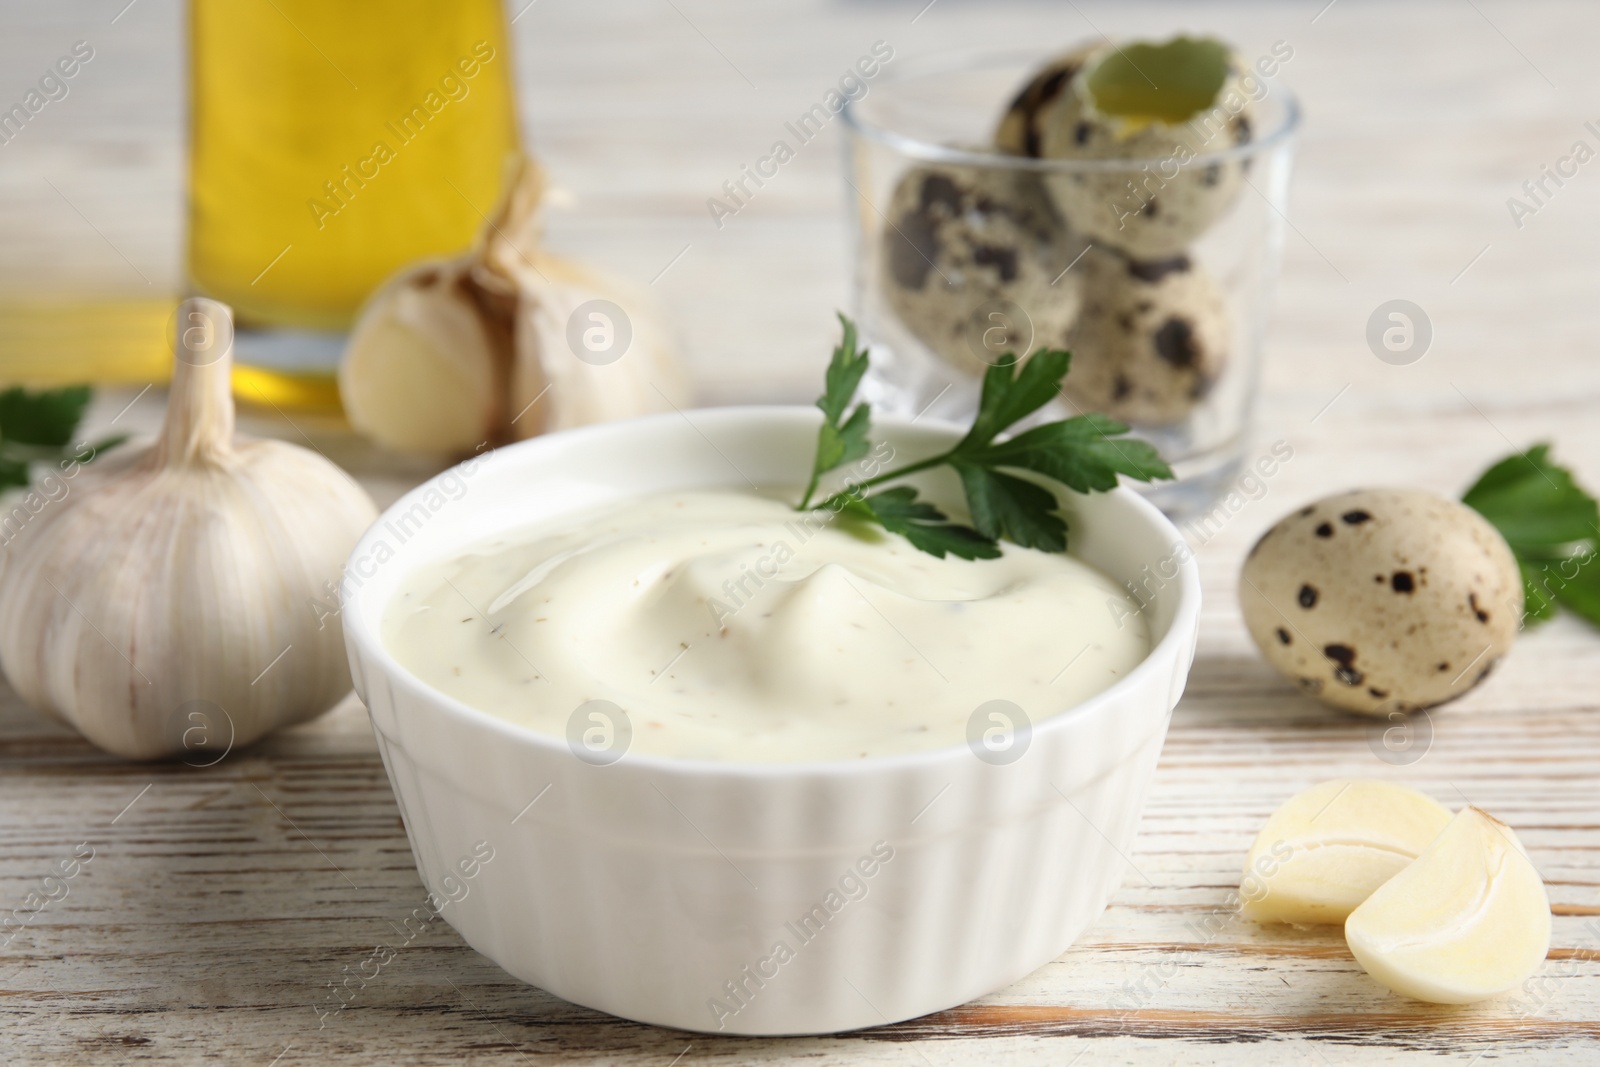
(1345, 807, 1550, 1004)
(1241, 779, 1453, 924)
(0, 298, 378, 760)
(339, 259, 507, 454)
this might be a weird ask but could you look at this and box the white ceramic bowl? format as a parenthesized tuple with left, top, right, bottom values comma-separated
(341, 407, 1200, 1035)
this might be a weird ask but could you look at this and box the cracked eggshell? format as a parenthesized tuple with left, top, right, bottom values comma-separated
(1239, 489, 1522, 717)
(1059, 246, 1228, 425)
(1037, 37, 1259, 258)
(994, 42, 1102, 158)
(880, 161, 1084, 377)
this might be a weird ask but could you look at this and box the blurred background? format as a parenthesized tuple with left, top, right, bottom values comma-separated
(3, 0, 1596, 422)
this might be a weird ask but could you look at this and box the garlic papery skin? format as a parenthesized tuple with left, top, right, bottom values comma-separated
(1241, 779, 1454, 925)
(0, 298, 379, 760)
(339, 153, 686, 456)
(507, 249, 687, 437)
(1344, 807, 1551, 1005)
(339, 258, 506, 454)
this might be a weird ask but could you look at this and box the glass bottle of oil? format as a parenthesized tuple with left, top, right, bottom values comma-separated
(187, 0, 519, 411)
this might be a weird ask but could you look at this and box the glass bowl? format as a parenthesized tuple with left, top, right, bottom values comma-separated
(841, 46, 1300, 518)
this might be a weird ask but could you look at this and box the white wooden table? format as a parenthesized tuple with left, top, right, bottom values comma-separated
(4, 1, 1600, 1063)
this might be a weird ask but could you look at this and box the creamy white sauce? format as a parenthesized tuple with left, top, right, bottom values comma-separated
(382, 490, 1149, 762)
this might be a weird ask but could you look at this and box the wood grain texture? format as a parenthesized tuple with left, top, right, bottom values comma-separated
(4, 0, 1600, 1063)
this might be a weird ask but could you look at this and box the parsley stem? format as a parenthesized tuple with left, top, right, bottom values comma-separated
(808, 452, 953, 513)
(796, 470, 823, 512)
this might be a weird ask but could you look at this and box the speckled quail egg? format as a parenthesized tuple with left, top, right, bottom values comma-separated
(1058, 245, 1228, 424)
(994, 41, 1101, 158)
(1239, 489, 1522, 717)
(880, 161, 1084, 376)
(1035, 36, 1259, 259)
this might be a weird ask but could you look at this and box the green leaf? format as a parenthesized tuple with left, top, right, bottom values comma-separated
(1552, 560, 1600, 627)
(845, 486, 1000, 560)
(799, 314, 874, 509)
(815, 401, 871, 478)
(950, 462, 1067, 552)
(1462, 443, 1599, 557)
(817, 313, 870, 427)
(801, 321, 1172, 560)
(0, 386, 92, 448)
(78, 433, 129, 464)
(1463, 444, 1600, 630)
(973, 415, 1174, 493)
(0, 458, 29, 492)
(1518, 561, 1561, 626)
(959, 350, 1072, 450)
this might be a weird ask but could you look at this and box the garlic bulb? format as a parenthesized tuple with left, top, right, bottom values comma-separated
(339, 154, 687, 455)
(0, 298, 378, 759)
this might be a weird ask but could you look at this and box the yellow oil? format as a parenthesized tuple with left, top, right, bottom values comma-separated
(4, 3, 518, 412)
(0, 298, 344, 415)
(188, 0, 519, 332)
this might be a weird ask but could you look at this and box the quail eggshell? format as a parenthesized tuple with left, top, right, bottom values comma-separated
(1036, 37, 1258, 258)
(880, 161, 1084, 377)
(1239, 489, 1522, 716)
(994, 42, 1102, 158)
(1058, 245, 1228, 424)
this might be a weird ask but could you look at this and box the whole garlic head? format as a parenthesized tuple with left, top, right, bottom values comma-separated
(0, 298, 378, 759)
(340, 154, 687, 455)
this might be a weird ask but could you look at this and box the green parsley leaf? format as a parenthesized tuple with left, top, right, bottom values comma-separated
(800, 316, 1172, 558)
(1462, 443, 1598, 559)
(958, 350, 1072, 451)
(965, 414, 1173, 494)
(0, 384, 121, 493)
(843, 486, 1000, 560)
(1463, 444, 1600, 628)
(949, 463, 1066, 552)
(1519, 562, 1561, 623)
(0, 385, 92, 448)
(0, 458, 30, 493)
(1551, 560, 1600, 626)
(78, 433, 130, 462)
(798, 314, 872, 509)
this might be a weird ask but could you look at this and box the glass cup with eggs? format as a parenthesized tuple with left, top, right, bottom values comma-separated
(841, 38, 1300, 518)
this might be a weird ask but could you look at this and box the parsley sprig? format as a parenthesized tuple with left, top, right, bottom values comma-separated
(0, 385, 125, 491)
(796, 315, 1173, 559)
(1463, 443, 1600, 627)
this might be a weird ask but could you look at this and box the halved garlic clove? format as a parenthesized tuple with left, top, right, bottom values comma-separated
(1241, 779, 1453, 925)
(1345, 806, 1551, 1004)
